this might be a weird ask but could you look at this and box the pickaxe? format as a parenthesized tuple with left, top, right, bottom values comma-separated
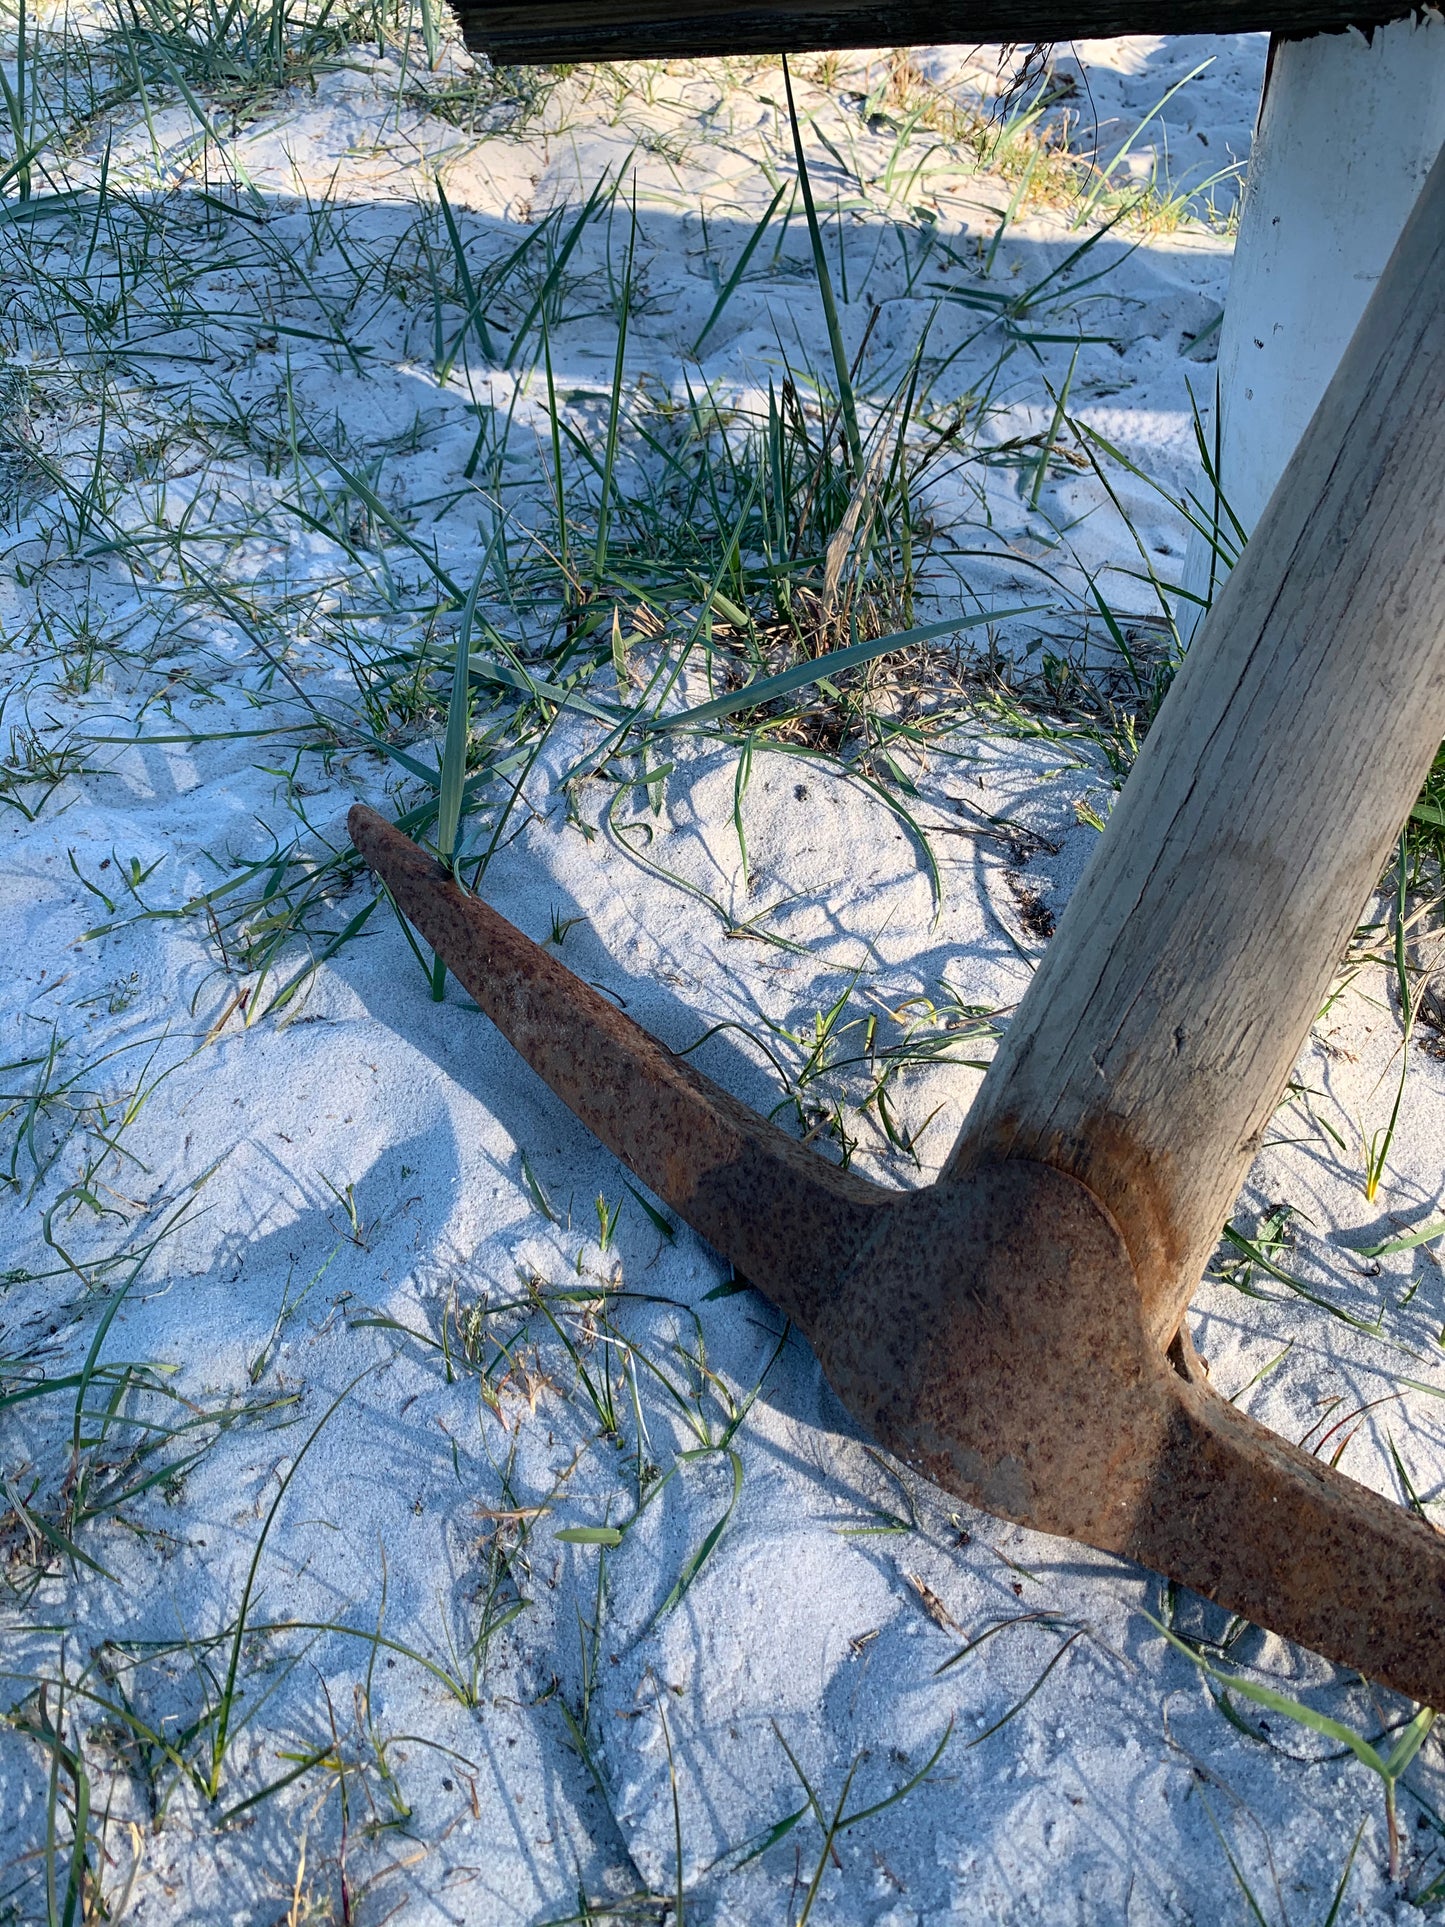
(350, 145, 1445, 1705)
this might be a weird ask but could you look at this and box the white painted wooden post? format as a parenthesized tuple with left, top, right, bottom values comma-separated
(1178, 14, 1445, 633)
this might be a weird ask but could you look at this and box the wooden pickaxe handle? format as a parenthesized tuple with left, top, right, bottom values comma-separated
(952, 139, 1445, 1350)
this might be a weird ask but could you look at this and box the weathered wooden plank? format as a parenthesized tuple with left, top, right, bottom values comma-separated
(453, 0, 1420, 64)
(950, 140, 1445, 1350)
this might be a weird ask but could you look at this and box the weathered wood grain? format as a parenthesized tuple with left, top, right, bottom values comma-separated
(453, 0, 1421, 63)
(950, 141, 1445, 1349)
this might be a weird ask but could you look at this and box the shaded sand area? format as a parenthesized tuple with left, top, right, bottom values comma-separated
(5, 20, 1445, 1921)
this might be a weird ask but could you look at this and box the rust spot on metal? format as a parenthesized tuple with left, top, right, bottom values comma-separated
(952, 1106, 1195, 1350)
(351, 804, 1445, 1708)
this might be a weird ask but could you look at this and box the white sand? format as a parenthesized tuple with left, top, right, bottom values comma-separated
(5, 29, 1445, 1923)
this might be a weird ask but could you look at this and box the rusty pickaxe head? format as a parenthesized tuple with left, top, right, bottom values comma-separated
(347, 803, 1445, 1710)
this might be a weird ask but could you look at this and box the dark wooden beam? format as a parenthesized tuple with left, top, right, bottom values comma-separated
(453, 0, 1422, 64)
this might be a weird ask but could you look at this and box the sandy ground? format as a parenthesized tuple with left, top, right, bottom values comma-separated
(5, 25, 1445, 1924)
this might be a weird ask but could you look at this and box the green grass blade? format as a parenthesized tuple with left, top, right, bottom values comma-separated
(1357, 1217, 1445, 1260)
(838, 1717, 952, 1828)
(594, 186, 637, 582)
(655, 606, 1045, 731)
(437, 566, 485, 868)
(503, 173, 614, 372)
(782, 59, 861, 475)
(436, 176, 495, 364)
(1145, 1614, 1408, 1776)
(209, 1367, 375, 1797)
(650, 1447, 743, 1623)
(692, 181, 786, 355)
